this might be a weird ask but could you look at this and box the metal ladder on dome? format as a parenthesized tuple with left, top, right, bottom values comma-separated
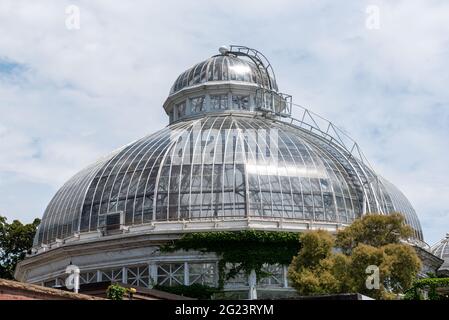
(226, 46, 369, 164)
(229, 45, 277, 92)
(226, 45, 384, 212)
(281, 101, 387, 215)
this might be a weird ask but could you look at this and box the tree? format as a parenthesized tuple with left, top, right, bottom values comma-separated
(335, 213, 413, 253)
(288, 213, 422, 299)
(0, 216, 40, 279)
(288, 230, 339, 295)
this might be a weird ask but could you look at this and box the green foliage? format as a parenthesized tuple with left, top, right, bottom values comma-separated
(154, 284, 221, 299)
(336, 212, 413, 254)
(106, 284, 128, 300)
(293, 230, 334, 269)
(161, 230, 300, 288)
(288, 213, 421, 299)
(345, 244, 392, 299)
(0, 216, 41, 279)
(404, 277, 449, 300)
(288, 230, 338, 295)
(383, 243, 421, 292)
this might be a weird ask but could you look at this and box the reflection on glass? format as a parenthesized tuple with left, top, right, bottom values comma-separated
(211, 94, 228, 110)
(232, 95, 249, 110)
(190, 96, 205, 113)
(176, 101, 186, 118)
(35, 116, 423, 245)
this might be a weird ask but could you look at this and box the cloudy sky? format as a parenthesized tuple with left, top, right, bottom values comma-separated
(0, 0, 448, 245)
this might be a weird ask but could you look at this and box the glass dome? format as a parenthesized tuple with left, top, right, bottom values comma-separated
(34, 46, 423, 248)
(432, 234, 449, 272)
(169, 54, 278, 95)
(34, 114, 423, 246)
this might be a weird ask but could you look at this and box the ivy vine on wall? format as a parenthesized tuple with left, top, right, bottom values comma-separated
(160, 230, 301, 288)
(404, 277, 449, 300)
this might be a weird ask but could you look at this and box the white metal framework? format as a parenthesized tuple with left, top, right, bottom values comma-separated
(41, 261, 290, 291)
(16, 45, 429, 300)
(34, 46, 423, 248)
(34, 113, 423, 247)
(431, 234, 449, 274)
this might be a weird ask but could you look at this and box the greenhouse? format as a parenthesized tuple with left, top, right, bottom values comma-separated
(15, 46, 426, 298)
(432, 234, 449, 276)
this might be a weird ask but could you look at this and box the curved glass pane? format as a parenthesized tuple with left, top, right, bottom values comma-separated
(35, 115, 423, 245)
(432, 235, 449, 271)
(169, 55, 278, 95)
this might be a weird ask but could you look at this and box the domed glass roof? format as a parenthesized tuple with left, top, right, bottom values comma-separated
(34, 114, 423, 246)
(169, 54, 278, 95)
(34, 46, 423, 248)
(432, 234, 449, 272)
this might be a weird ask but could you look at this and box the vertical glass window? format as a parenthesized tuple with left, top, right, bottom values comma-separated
(192, 61, 205, 84)
(210, 94, 228, 110)
(127, 266, 150, 287)
(190, 96, 205, 113)
(232, 95, 250, 110)
(157, 264, 184, 286)
(176, 101, 186, 119)
(189, 263, 216, 286)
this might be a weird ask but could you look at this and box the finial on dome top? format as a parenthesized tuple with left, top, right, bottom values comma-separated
(219, 45, 230, 55)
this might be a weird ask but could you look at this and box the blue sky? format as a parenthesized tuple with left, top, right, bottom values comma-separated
(0, 0, 448, 245)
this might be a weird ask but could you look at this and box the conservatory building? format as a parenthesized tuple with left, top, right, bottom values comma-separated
(432, 234, 449, 277)
(16, 46, 426, 298)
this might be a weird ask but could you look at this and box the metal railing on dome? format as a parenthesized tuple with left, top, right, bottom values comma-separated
(281, 101, 374, 170)
(275, 100, 385, 215)
(254, 88, 292, 118)
(225, 44, 383, 214)
(226, 45, 374, 171)
(229, 45, 278, 92)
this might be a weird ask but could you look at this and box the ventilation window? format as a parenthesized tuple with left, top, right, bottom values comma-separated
(232, 95, 249, 110)
(99, 211, 123, 233)
(211, 94, 228, 110)
(176, 101, 186, 118)
(190, 96, 205, 113)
